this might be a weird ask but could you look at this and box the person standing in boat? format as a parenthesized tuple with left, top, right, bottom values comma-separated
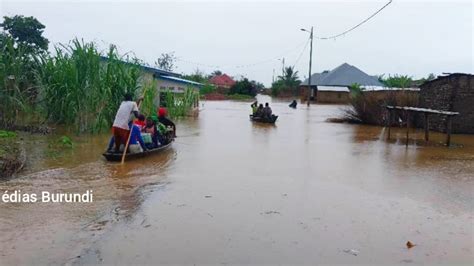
(251, 101, 258, 115)
(111, 93, 143, 152)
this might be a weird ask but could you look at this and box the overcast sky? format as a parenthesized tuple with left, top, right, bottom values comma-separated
(1, 0, 472, 85)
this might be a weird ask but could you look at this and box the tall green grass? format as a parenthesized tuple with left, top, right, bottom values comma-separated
(0, 36, 38, 128)
(36, 39, 142, 132)
(140, 80, 158, 117)
(162, 88, 199, 118)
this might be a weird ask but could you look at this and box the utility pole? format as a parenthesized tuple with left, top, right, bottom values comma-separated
(307, 26, 313, 107)
(278, 58, 285, 76)
(272, 68, 275, 84)
(282, 57, 285, 76)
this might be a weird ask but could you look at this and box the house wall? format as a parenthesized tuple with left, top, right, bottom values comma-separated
(317, 91, 350, 104)
(418, 74, 474, 134)
(363, 90, 419, 103)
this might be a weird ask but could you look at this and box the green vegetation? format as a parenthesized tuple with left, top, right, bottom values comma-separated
(378, 74, 413, 88)
(0, 130, 17, 138)
(182, 69, 216, 95)
(229, 78, 259, 97)
(0, 32, 40, 128)
(155, 52, 176, 72)
(0, 15, 49, 53)
(140, 80, 158, 117)
(1, 15, 200, 134)
(162, 88, 199, 118)
(0, 130, 23, 178)
(46, 135, 75, 158)
(37, 40, 142, 132)
(271, 66, 301, 96)
(227, 94, 255, 101)
(199, 83, 216, 95)
(345, 87, 419, 125)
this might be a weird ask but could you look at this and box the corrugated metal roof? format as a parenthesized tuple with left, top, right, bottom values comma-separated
(301, 63, 383, 87)
(100, 56, 181, 77)
(159, 75, 203, 87)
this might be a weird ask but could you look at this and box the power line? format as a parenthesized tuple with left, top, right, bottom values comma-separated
(176, 39, 309, 70)
(176, 0, 393, 72)
(291, 37, 310, 70)
(315, 0, 393, 40)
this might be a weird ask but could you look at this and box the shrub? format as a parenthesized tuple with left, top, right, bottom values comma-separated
(344, 89, 419, 125)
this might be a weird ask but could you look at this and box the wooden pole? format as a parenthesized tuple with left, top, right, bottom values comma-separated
(446, 116, 452, 146)
(424, 113, 429, 141)
(120, 95, 146, 164)
(406, 112, 410, 147)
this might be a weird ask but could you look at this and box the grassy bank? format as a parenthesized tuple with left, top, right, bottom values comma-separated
(0, 130, 25, 178)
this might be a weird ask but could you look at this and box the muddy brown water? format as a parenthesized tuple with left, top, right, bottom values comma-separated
(1, 95, 473, 265)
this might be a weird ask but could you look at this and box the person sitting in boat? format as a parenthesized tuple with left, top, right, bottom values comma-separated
(134, 114, 146, 131)
(263, 102, 272, 119)
(255, 104, 264, 117)
(143, 117, 165, 149)
(106, 122, 147, 153)
(128, 123, 147, 153)
(158, 107, 176, 138)
(111, 93, 143, 152)
(289, 100, 297, 108)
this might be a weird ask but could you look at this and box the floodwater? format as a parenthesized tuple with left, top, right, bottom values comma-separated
(1, 95, 473, 265)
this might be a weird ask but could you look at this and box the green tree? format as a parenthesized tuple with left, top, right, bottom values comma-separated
(229, 78, 257, 96)
(155, 52, 176, 71)
(379, 74, 413, 88)
(271, 66, 301, 96)
(0, 15, 49, 53)
(211, 70, 222, 76)
(183, 68, 207, 83)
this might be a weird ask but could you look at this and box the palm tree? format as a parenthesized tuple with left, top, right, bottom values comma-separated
(277, 66, 301, 95)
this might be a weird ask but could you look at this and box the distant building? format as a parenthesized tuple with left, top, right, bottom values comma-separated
(100, 56, 202, 107)
(418, 73, 474, 133)
(300, 63, 384, 103)
(209, 74, 236, 93)
(139, 65, 202, 94)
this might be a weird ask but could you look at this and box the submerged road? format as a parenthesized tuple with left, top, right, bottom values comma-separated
(1, 96, 473, 265)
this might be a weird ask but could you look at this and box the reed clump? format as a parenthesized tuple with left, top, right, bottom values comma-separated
(344, 85, 419, 125)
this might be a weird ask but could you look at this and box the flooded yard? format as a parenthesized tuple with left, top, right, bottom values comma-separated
(1, 96, 473, 265)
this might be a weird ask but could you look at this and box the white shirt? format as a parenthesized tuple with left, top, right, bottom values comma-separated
(112, 101, 139, 130)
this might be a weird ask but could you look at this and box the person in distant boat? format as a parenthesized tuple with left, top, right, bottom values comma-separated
(255, 104, 264, 117)
(263, 102, 272, 119)
(157, 107, 176, 138)
(251, 101, 258, 115)
(111, 93, 143, 152)
(289, 100, 297, 108)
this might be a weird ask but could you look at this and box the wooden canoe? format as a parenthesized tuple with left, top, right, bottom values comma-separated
(103, 142, 173, 162)
(249, 114, 278, 123)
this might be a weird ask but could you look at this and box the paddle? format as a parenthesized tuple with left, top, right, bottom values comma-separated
(120, 91, 147, 164)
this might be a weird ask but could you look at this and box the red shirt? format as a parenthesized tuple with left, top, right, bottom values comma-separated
(134, 120, 145, 130)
